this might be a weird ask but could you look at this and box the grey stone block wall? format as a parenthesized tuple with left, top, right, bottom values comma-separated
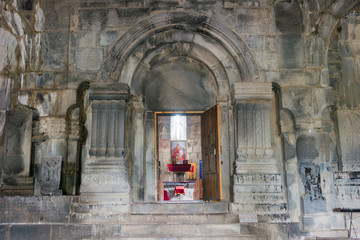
(0, 0, 360, 239)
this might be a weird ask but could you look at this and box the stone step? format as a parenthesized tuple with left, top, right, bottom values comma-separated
(120, 223, 241, 237)
(70, 212, 129, 224)
(72, 193, 130, 204)
(128, 213, 239, 224)
(109, 235, 255, 240)
(131, 202, 229, 215)
(304, 230, 349, 238)
(72, 202, 129, 214)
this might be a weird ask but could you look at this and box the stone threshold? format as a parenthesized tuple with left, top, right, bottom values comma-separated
(131, 201, 230, 214)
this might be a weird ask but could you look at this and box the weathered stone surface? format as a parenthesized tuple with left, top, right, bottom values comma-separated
(100, 31, 119, 47)
(41, 32, 68, 71)
(18, 90, 76, 117)
(17, 0, 34, 11)
(78, 9, 107, 31)
(40, 156, 62, 196)
(50, 224, 92, 240)
(71, 32, 97, 48)
(36, 72, 68, 89)
(279, 35, 305, 69)
(279, 70, 321, 86)
(274, 1, 303, 33)
(0, 225, 9, 239)
(296, 135, 319, 162)
(143, 56, 217, 111)
(0, 196, 72, 223)
(337, 110, 360, 170)
(40, 0, 71, 31)
(0, 1, 359, 239)
(305, 37, 325, 67)
(284, 137, 295, 161)
(0, 78, 11, 111)
(233, 8, 270, 34)
(3, 110, 32, 176)
(74, 48, 104, 71)
(10, 225, 50, 240)
(0, 29, 17, 73)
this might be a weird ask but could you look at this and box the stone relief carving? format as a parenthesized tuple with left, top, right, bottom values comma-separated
(337, 110, 360, 171)
(33, 117, 67, 140)
(40, 156, 62, 195)
(300, 163, 324, 201)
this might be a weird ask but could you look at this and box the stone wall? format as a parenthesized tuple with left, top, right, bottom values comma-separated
(0, 0, 360, 239)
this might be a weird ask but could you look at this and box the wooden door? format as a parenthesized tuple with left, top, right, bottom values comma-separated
(201, 104, 222, 201)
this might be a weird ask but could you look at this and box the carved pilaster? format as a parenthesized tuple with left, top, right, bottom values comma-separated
(88, 100, 127, 158)
(89, 101, 99, 156)
(80, 83, 130, 195)
(115, 101, 126, 157)
(231, 82, 276, 173)
(107, 101, 116, 157)
(231, 82, 286, 217)
(98, 101, 108, 156)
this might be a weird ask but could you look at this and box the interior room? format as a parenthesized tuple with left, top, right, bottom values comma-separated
(156, 114, 203, 202)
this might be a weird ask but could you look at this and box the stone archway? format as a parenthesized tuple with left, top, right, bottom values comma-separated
(98, 11, 266, 202)
(83, 11, 273, 203)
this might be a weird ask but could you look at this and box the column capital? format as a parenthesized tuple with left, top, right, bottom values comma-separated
(231, 82, 273, 105)
(89, 83, 130, 101)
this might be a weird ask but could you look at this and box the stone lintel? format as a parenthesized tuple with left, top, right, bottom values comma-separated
(89, 83, 130, 101)
(231, 82, 273, 104)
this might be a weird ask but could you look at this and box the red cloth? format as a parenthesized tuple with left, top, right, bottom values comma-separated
(175, 186, 185, 195)
(164, 190, 170, 201)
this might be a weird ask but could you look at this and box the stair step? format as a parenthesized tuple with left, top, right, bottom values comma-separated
(70, 213, 129, 224)
(109, 235, 255, 240)
(120, 223, 241, 237)
(128, 214, 239, 224)
(131, 202, 229, 215)
(72, 202, 129, 214)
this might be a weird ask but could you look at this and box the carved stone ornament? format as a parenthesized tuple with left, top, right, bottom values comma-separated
(32, 117, 67, 141)
(40, 156, 62, 195)
(337, 110, 360, 171)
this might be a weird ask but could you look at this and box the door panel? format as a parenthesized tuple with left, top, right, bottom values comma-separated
(201, 104, 222, 201)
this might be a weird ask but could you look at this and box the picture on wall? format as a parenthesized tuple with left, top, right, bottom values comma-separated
(171, 140, 187, 164)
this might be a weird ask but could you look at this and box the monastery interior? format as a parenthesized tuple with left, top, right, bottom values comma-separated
(0, 0, 360, 239)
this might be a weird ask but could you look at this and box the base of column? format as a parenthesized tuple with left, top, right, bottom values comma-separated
(0, 177, 34, 195)
(235, 158, 278, 174)
(80, 157, 129, 194)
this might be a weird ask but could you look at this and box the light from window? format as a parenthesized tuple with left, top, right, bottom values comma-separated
(170, 115, 187, 140)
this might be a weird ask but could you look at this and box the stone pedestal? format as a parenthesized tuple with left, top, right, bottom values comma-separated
(80, 83, 130, 197)
(231, 82, 286, 217)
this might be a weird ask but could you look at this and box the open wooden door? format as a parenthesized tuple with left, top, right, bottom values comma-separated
(201, 104, 222, 201)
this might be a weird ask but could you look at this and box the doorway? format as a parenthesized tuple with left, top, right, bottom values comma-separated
(154, 105, 222, 202)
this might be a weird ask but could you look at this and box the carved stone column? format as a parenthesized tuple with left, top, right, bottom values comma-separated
(231, 82, 277, 173)
(79, 83, 130, 197)
(230, 82, 286, 218)
(130, 96, 145, 202)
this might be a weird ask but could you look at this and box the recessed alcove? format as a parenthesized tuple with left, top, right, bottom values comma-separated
(143, 56, 217, 111)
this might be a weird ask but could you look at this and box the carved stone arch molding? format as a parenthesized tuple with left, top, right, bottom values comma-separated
(100, 11, 263, 91)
